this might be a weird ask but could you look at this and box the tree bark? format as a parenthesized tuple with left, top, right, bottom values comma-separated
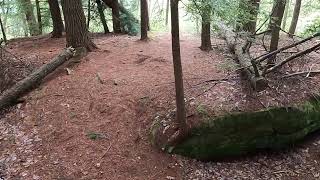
(48, 0, 64, 38)
(200, 11, 212, 51)
(269, 0, 286, 64)
(288, 0, 302, 37)
(282, 0, 291, 30)
(170, 0, 187, 133)
(111, 0, 122, 33)
(0, 15, 7, 43)
(165, 0, 169, 26)
(0, 48, 75, 111)
(61, 0, 97, 51)
(35, 0, 42, 34)
(87, 0, 91, 28)
(140, 0, 148, 40)
(96, 0, 110, 34)
(19, 0, 40, 36)
(102, 0, 139, 35)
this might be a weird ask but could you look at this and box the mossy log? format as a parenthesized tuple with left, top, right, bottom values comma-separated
(169, 97, 320, 160)
(0, 48, 75, 110)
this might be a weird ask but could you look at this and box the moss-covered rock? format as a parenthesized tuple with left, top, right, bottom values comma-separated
(169, 97, 320, 160)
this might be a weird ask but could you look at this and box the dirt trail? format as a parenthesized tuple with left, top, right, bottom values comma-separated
(0, 34, 225, 179)
(2, 33, 320, 180)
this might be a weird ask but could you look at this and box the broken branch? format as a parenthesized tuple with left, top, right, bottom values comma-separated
(264, 43, 320, 75)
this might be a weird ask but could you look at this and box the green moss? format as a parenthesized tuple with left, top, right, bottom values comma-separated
(171, 97, 320, 160)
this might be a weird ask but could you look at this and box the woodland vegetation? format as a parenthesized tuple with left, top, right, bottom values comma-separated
(1, 0, 320, 179)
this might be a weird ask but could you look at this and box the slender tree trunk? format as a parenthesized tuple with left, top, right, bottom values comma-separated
(19, 0, 40, 36)
(267, 0, 277, 32)
(170, 0, 187, 132)
(96, 0, 109, 34)
(165, 0, 169, 26)
(48, 0, 64, 38)
(140, 0, 148, 40)
(61, 0, 97, 51)
(147, 0, 150, 30)
(87, 0, 91, 28)
(112, 0, 121, 33)
(35, 0, 42, 34)
(269, 0, 286, 64)
(288, 0, 302, 37)
(101, 0, 121, 32)
(0, 15, 7, 43)
(243, 0, 261, 34)
(282, 0, 291, 30)
(200, 12, 212, 51)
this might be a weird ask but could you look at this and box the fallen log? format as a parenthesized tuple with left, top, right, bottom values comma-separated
(218, 23, 268, 91)
(0, 47, 75, 110)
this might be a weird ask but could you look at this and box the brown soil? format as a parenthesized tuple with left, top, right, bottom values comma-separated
(1, 33, 320, 180)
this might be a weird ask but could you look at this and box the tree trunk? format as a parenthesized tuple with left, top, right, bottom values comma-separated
(165, 0, 169, 26)
(282, 0, 291, 30)
(269, 0, 286, 64)
(0, 48, 75, 110)
(19, 0, 40, 36)
(200, 11, 212, 51)
(170, 0, 187, 133)
(102, 0, 139, 35)
(147, 0, 150, 31)
(96, 0, 110, 34)
(243, 0, 261, 34)
(140, 0, 148, 40)
(48, 0, 64, 38)
(0, 15, 7, 43)
(87, 0, 91, 28)
(35, 0, 42, 34)
(112, 0, 122, 33)
(267, 0, 277, 32)
(61, 0, 97, 51)
(288, 0, 302, 37)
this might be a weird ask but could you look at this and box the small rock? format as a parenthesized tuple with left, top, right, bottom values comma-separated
(96, 163, 101, 168)
(33, 175, 40, 180)
(166, 176, 175, 180)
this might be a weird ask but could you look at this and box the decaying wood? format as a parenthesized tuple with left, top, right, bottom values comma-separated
(0, 47, 75, 110)
(218, 22, 268, 91)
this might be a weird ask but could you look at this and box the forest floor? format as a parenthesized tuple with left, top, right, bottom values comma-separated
(1, 33, 320, 180)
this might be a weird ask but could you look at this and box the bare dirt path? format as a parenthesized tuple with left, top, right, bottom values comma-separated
(0, 34, 225, 180)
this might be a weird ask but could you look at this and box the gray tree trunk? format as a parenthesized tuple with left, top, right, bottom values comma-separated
(288, 0, 302, 37)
